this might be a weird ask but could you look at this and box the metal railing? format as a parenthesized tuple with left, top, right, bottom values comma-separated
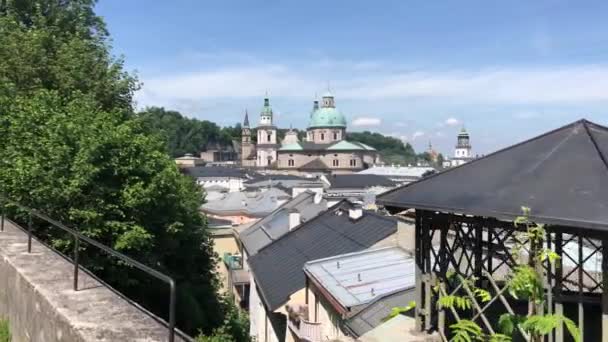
(0, 196, 177, 342)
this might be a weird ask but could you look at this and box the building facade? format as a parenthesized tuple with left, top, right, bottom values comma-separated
(241, 92, 380, 172)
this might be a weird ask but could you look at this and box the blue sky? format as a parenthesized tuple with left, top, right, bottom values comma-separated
(96, 0, 608, 155)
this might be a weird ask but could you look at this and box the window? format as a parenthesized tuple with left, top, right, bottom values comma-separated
(333, 132, 338, 140)
(350, 159, 356, 167)
(267, 134, 271, 142)
(332, 159, 339, 167)
(288, 159, 295, 167)
(321, 133, 325, 141)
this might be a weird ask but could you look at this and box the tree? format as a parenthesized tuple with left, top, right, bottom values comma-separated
(137, 107, 234, 157)
(347, 131, 418, 165)
(0, 1, 228, 336)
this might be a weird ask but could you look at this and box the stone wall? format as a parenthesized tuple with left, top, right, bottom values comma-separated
(0, 220, 182, 342)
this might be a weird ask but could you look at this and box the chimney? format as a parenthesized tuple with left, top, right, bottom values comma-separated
(313, 192, 323, 204)
(289, 209, 301, 230)
(349, 204, 363, 221)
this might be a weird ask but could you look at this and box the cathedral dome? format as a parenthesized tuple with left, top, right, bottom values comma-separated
(308, 92, 347, 128)
(308, 107, 347, 128)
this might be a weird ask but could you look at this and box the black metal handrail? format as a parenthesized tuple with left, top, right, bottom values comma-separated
(0, 196, 176, 342)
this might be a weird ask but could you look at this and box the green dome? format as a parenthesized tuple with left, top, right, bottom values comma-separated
(308, 107, 347, 128)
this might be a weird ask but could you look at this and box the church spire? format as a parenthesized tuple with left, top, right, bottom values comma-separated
(243, 110, 250, 128)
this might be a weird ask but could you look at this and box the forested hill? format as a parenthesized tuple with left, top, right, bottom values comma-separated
(138, 107, 240, 157)
(347, 131, 419, 165)
(140, 107, 442, 166)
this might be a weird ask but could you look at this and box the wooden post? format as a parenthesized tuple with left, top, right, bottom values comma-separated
(555, 232, 564, 342)
(602, 239, 608, 342)
(414, 212, 424, 332)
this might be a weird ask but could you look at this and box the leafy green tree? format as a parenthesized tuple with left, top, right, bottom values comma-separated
(138, 107, 234, 157)
(0, 0, 229, 336)
(347, 131, 418, 165)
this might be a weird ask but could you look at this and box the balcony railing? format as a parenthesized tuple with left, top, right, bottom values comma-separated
(287, 317, 322, 342)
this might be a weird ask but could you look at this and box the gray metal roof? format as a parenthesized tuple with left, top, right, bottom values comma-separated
(358, 166, 436, 179)
(201, 188, 290, 217)
(345, 289, 416, 337)
(238, 191, 327, 255)
(181, 166, 255, 179)
(327, 174, 396, 189)
(248, 202, 397, 311)
(304, 247, 415, 309)
(379, 119, 608, 231)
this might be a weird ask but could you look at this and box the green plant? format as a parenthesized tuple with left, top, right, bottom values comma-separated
(438, 207, 580, 342)
(383, 301, 416, 322)
(0, 319, 10, 342)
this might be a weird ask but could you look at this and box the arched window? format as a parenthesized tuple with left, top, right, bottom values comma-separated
(267, 133, 272, 142)
(333, 132, 338, 140)
(321, 133, 325, 141)
(332, 159, 339, 167)
(288, 159, 295, 167)
(350, 159, 356, 167)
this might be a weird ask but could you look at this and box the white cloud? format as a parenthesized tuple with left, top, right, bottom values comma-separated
(412, 131, 425, 140)
(352, 117, 382, 127)
(445, 117, 460, 126)
(137, 58, 608, 109)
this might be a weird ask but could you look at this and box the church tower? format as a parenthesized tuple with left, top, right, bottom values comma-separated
(454, 127, 472, 159)
(241, 110, 253, 164)
(256, 96, 278, 167)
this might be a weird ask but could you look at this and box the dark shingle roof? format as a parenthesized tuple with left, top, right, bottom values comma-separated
(248, 202, 397, 311)
(328, 174, 396, 189)
(379, 119, 608, 230)
(344, 289, 416, 337)
(238, 191, 327, 255)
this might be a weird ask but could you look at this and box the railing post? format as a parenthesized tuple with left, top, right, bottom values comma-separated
(169, 279, 176, 342)
(27, 212, 32, 253)
(1, 199, 4, 232)
(73, 236, 79, 291)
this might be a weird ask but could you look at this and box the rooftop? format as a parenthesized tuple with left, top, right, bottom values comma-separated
(181, 166, 254, 179)
(248, 201, 397, 311)
(278, 140, 376, 152)
(238, 191, 327, 255)
(326, 174, 396, 189)
(304, 247, 415, 311)
(379, 119, 608, 230)
(201, 188, 290, 217)
(358, 165, 436, 179)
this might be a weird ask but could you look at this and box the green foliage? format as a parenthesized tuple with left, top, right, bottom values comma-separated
(137, 107, 237, 157)
(383, 301, 416, 322)
(0, 319, 9, 342)
(450, 319, 483, 342)
(196, 297, 250, 342)
(506, 265, 543, 302)
(0, 1, 227, 337)
(441, 207, 580, 342)
(473, 288, 491, 303)
(347, 131, 418, 165)
(437, 295, 471, 311)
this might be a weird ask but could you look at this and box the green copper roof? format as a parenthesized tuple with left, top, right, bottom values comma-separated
(279, 143, 304, 151)
(327, 140, 374, 151)
(261, 98, 272, 116)
(308, 107, 347, 128)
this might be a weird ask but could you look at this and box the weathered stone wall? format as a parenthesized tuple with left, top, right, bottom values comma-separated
(0, 220, 182, 342)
